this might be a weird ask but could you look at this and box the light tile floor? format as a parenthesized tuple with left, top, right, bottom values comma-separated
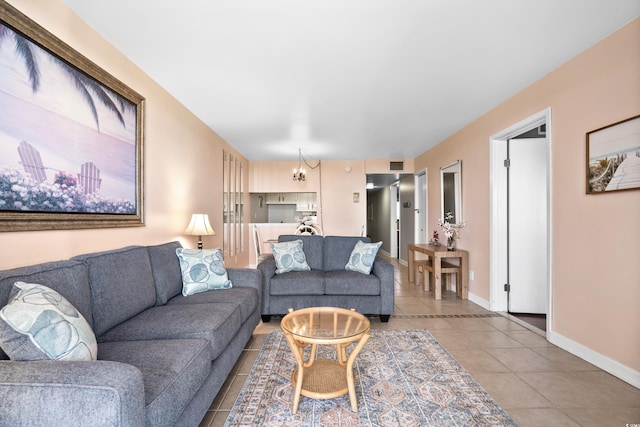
(199, 259, 640, 427)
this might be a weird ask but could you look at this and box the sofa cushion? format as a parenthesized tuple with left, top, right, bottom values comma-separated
(175, 248, 232, 295)
(73, 246, 157, 337)
(0, 359, 146, 426)
(97, 303, 241, 360)
(166, 287, 258, 323)
(278, 235, 324, 271)
(0, 260, 91, 360)
(98, 338, 211, 427)
(345, 240, 382, 274)
(0, 282, 97, 361)
(269, 270, 326, 296)
(271, 240, 311, 274)
(147, 241, 184, 305)
(323, 236, 372, 271)
(325, 270, 382, 296)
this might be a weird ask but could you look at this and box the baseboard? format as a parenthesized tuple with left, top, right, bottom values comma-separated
(379, 250, 409, 266)
(467, 291, 490, 310)
(491, 304, 639, 388)
(487, 300, 640, 388)
(547, 330, 640, 389)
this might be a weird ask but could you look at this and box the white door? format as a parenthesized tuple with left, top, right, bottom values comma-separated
(508, 137, 548, 314)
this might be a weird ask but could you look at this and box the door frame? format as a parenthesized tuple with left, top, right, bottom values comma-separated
(414, 169, 428, 244)
(489, 108, 553, 332)
(389, 184, 399, 259)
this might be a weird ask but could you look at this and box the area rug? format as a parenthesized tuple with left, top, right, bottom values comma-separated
(225, 329, 517, 426)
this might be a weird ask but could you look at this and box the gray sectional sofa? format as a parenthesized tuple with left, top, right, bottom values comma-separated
(0, 241, 261, 427)
(258, 235, 394, 322)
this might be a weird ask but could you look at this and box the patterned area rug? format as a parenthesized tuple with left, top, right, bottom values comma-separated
(225, 329, 517, 426)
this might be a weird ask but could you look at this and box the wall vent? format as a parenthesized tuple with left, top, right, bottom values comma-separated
(389, 161, 404, 171)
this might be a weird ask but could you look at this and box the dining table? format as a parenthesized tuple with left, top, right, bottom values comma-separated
(407, 243, 469, 300)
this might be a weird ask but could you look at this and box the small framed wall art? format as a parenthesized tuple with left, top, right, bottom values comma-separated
(586, 114, 640, 194)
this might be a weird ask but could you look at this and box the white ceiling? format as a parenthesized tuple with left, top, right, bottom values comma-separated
(61, 0, 639, 161)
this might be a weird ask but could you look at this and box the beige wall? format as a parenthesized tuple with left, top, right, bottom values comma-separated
(415, 18, 640, 373)
(249, 160, 320, 194)
(1, 0, 250, 269)
(248, 160, 366, 236)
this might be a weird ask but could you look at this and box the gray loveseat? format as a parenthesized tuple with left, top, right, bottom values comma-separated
(258, 235, 394, 322)
(0, 241, 261, 427)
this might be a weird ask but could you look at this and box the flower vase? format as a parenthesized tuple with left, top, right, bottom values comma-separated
(447, 237, 455, 251)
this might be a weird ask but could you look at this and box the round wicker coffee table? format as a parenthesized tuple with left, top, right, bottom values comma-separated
(280, 307, 370, 414)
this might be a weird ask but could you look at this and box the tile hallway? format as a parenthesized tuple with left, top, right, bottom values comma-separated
(199, 258, 640, 427)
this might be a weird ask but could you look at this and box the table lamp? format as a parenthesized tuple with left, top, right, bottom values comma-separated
(184, 213, 215, 249)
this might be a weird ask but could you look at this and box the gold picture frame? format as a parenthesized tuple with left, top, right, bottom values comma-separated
(0, 2, 144, 231)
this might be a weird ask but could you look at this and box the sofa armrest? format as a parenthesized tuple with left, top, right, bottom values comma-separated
(256, 257, 277, 315)
(0, 360, 145, 427)
(227, 267, 263, 313)
(372, 257, 395, 315)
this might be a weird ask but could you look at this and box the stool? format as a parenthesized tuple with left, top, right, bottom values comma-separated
(417, 259, 462, 297)
(414, 259, 432, 288)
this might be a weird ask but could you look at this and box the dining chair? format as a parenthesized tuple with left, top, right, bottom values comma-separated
(253, 225, 270, 264)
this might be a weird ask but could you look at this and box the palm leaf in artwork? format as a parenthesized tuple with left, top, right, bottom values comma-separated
(0, 24, 41, 92)
(54, 60, 127, 130)
(2, 24, 133, 131)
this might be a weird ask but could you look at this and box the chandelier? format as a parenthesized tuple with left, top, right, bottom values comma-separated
(293, 148, 306, 181)
(292, 148, 320, 182)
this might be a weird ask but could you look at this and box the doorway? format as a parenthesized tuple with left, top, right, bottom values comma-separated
(489, 108, 551, 333)
(365, 173, 412, 261)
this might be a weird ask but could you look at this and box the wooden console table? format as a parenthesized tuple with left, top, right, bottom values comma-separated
(408, 243, 468, 300)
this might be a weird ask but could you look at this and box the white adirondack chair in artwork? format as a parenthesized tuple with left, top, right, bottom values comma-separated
(17, 141, 47, 183)
(77, 161, 102, 194)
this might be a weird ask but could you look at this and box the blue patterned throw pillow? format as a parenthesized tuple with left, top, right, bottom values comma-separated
(271, 239, 311, 274)
(345, 240, 382, 274)
(176, 248, 233, 296)
(0, 282, 98, 361)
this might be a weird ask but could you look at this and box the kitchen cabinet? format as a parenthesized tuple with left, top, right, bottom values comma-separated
(260, 192, 317, 211)
(295, 192, 316, 211)
(266, 193, 297, 204)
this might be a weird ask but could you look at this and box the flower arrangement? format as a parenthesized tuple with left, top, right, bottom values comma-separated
(0, 167, 135, 214)
(53, 171, 77, 188)
(438, 212, 465, 249)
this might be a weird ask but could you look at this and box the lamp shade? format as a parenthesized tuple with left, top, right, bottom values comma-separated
(184, 214, 216, 236)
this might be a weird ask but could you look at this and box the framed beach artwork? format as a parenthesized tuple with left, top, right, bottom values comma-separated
(0, 3, 144, 231)
(586, 115, 640, 194)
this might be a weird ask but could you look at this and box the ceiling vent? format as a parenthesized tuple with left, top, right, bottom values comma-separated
(389, 161, 404, 171)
